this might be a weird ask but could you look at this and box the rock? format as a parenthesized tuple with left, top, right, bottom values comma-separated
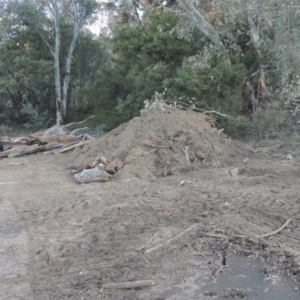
(106, 158, 124, 174)
(73, 167, 110, 183)
(196, 151, 206, 160)
(229, 168, 239, 177)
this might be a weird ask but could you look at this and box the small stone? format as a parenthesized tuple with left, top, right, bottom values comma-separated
(196, 151, 205, 160)
(106, 158, 123, 174)
(229, 168, 239, 177)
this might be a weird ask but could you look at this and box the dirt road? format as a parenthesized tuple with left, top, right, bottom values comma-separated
(1, 146, 300, 299)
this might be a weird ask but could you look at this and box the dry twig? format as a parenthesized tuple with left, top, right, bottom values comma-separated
(103, 280, 156, 289)
(64, 115, 95, 128)
(59, 141, 91, 153)
(256, 218, 292, 238)
(214, 265, 227, 279)
(145, 224, 199, 253)
(203, 110, 229, 117)
(144, 143, 171, 149)
(205, 233, 229, 241)
(182, 146, 190, 163)
(136, 232, 158, 251)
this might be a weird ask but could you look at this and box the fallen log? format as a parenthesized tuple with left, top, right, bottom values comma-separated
(9, 142, 67, 158)
(33, 135, 81, 144)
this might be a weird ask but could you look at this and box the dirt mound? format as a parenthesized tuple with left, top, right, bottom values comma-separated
(71, 109, 247, 180)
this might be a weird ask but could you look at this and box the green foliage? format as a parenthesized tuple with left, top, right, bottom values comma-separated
(0, 21, 109, 128)
(20, 103, 53, 130)
(66, 32, 109, 121)
(93, 9, 204, 126)
(0, 27, 55, 125)
(165, 54, 246, 115)
(0, 125, 14, 136)
(218, 116, 251, 138)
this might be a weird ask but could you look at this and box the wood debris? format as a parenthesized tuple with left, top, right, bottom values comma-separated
(74, 156, 124, 183)
(0, 116, 95, 158)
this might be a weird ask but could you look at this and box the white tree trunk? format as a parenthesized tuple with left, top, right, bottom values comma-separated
(45, 0, 64, 125)
(62, 0, 81, 117)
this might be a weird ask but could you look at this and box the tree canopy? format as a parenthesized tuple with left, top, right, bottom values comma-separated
(0, 1, 300, 138)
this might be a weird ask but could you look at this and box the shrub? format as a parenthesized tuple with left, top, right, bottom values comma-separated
(251, 102, 286, 139)
(165, 53, 246, 115)
(21, 103, 53, 130)
(218, 116, 251, 138)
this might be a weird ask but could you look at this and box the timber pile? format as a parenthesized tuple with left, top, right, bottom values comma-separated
(0, 116, 95, 159)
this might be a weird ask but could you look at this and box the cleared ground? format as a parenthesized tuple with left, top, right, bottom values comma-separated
(1, 145, 300, 299)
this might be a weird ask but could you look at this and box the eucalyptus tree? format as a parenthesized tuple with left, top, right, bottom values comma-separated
(0, 0, 98, 125)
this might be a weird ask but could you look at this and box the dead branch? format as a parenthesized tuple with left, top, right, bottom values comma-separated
(59, 140, 91, 153)
(192, 252, 212, 256)
(203, 110, 229, 117)
(136, 232, 159, 251)
(144, 143, 172, 149)
(76, 133, 95, 140)
(146, 149, 158, 154)
(145, 224, 199, 253)
(182, 146, 190, 163)
(205, 233, 229, 241)
(103, 280, 156, 289)
(64, 115, 95, 128)
(214, 265, 227, 279)
(256, 218, 292, 238)
(70, 127, 88, 135)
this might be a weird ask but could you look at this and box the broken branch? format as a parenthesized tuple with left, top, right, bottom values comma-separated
(103, 280, 156, 289)
(64, 115, 95, 128)
(182, 146, 190, 163)
(204, 110, 229, 117)
(144, 143, 171, 149)
(256, 218, 292, 238)
(59, 140, 91, 153)
(145, 224, 199, 253)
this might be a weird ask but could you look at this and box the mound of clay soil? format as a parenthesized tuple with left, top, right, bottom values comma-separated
(70, 109, 248, 180)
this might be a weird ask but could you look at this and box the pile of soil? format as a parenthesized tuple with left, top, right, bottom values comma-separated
(71, 109, 248, 180)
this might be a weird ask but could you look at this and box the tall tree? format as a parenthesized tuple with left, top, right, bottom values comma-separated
(0, 0, 98, 124)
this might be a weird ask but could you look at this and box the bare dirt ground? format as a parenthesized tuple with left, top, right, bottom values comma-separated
(1, 109, 300, 299)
